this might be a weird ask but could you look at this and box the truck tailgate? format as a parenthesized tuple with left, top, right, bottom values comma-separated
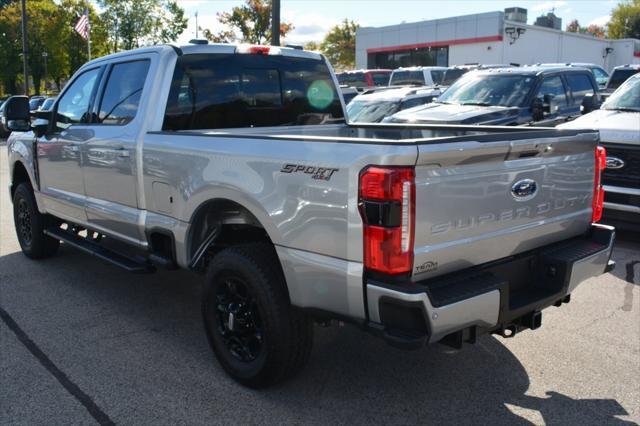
(412, 131, 599, 280)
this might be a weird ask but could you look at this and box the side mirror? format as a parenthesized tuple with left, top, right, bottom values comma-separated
(581, 93, 599, 115)
(3, 96, 30, 131)
(32, 118, 50, 137)
(531, 97, 544, 121)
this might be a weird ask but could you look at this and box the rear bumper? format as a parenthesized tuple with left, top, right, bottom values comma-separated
(365, 224, 615, 348)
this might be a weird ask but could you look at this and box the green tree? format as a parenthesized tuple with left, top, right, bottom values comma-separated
(99, 0, 188, 51)
(304, 41, 320, 51)
(608, 0, 640, 39)
(202, 0, 293, 44)
(0, 0, 111, 95)
(0, 2, 23, 94)
(320, 19, 359, 70)
(0, 0, 68, 95)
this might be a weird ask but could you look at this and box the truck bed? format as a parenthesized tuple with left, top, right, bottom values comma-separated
(157, 122, 592, 145)
(145, 123, 599, 282)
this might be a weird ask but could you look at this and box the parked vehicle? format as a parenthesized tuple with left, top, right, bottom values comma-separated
(38, 97, 57, 112)
(28, 96, 46, 113)
(536, 63, 609, 88)
(440, 64, 515, 86)
(337, 69, 391, 88)
(340, 85, 360, 105)
(386, 66, 600, 126)
(347, 86, 442, 123)
(389, 66, 447, 86)
(5, 43, 614, 388)
(605, 64, 640, 92)
(0, 101, 9, 138)
(558, 73, 640, 230)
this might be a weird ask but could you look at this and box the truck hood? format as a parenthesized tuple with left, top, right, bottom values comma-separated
(557, 109, 640, 145)
(388, 103, 520, 124)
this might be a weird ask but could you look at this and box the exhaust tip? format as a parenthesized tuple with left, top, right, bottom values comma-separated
(500, 325, 517, 338)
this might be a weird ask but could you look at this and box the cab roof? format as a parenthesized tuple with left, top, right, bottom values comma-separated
(81, 42, 324, 69)
(392, 66, 448, 72)
(471, 65, 592, 76)
(613, 64, 640, 70)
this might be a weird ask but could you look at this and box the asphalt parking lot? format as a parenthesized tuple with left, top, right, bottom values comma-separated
(1, 139, 639, 425)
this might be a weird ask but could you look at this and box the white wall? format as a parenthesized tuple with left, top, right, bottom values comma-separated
(356, 14, 640, 71)
(610, 39, 640, 68)
(355, 11, 503, 69)
(448, 41, 503, 66)
(502, 24, 612, 68)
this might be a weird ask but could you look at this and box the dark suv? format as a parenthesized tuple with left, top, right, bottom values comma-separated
(386, 66, 600, 126)
(605, 64, 640, 92)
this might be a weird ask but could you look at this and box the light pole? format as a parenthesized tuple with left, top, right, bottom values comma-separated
(20, 0, 29, 95)
(271, 0, 280, 46)
(42, 51, 48, 95)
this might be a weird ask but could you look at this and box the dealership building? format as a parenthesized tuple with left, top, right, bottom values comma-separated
(355, 8, 640, 71)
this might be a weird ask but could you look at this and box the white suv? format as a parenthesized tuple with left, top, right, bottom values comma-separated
(389, 66, 447, 86)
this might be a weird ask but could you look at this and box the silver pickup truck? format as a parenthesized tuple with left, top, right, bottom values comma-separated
(4, 42, 615, 388)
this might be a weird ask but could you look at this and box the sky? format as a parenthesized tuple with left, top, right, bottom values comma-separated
(174, 0, 620, 44)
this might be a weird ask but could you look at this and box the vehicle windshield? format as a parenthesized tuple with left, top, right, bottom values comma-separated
(29, 98, 44, 110)
(371, 72, 390, 86)
(602, 76, 640, 112)
(390, 71, 424, 86)
(346, 100, 400, 123)
(436, 73, 535, 107)
(441, 68, 469, 86)
(608, 69, 640, 90)
(40, 98, 56, 111)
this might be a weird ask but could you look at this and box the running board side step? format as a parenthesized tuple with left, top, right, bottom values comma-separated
(44, 227, 154, 273)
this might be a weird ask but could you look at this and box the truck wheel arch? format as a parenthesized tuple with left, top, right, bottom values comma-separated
(186, 198, 279, 271)
(11, 160, 33, 198)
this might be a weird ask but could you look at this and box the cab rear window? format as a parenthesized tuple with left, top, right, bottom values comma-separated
(163, 54, 344, 130)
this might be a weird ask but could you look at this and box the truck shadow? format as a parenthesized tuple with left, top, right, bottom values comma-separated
(0, 245, 635, 425)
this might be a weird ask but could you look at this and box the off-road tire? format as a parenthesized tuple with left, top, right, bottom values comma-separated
(202, 243, 313, 388)
(13, 183, 60, 259)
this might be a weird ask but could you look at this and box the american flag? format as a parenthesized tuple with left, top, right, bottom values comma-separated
(74, 9, 90, 40)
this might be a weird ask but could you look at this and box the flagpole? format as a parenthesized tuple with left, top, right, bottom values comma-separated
(87, 9, 92, 60)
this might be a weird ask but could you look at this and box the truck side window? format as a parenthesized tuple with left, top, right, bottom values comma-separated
(565, 74, 596, 106)
(55, 68, 100, 131)
(536, 76, 567, 111)
(97, 60, 150, 125)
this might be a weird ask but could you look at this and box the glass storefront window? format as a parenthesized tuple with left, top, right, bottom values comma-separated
(368, 46, 448, 69)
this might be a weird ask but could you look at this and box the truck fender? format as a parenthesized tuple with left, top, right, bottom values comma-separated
(183, 188, 282, 267)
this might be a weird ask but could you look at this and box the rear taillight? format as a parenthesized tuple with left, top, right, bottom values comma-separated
(592, 146, 606, 223)
(359, 166, 415, 275)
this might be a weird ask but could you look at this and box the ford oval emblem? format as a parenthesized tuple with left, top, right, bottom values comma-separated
(606, 156, 625, 170)
(511, 179, 538, 201)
